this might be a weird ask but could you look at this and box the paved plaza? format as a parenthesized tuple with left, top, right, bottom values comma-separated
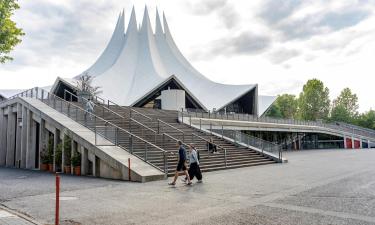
(0, 149, 375, 225)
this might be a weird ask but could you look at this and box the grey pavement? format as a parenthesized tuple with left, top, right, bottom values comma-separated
(1, 149, 375, 225)
(0, 207, 36, 225)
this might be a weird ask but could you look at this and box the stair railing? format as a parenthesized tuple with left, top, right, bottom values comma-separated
(63, 89, 124, 120)
(157, 119, 185, 142)
(191, 133, 227, 167)
(10, 87, 169, 174)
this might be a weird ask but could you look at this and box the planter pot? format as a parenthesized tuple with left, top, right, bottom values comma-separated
(40, 163, 48, 171)
(64, 166, 71, 174)
(74, 166, 81, 176)
(48, 164, 54, 172)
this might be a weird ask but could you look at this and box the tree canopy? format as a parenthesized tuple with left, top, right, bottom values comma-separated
(266, 94, 298, 119)
(330, 88, 359, 123)
(0, 0, 24, 63)
(266, 79, 374, 131)
(298, 79, 330, 121)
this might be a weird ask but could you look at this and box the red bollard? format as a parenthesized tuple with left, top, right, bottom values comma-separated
(128, 158, 131, 181)
(55, 174, 60, 225)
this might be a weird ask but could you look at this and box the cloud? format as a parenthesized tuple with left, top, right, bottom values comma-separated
(268, 48, 301, 64)
(185, 0, 239, 29)
(258, 1, 371, 42)
(5, 0, 123, 70)
(278, 8, 371, 40)
(258, 0, 303, 25)
(191, 31, 271, 59)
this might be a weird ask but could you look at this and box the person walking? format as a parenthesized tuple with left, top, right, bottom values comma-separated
(169, 140, 192, 186)
(188, 144, 202, 183)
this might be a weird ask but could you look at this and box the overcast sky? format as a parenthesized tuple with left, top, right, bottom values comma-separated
(1, 0, 374, 112)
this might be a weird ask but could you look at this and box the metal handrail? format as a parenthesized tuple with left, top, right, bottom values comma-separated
(191, 133, 226, 152)
(181, 110, 375, 140)
(8, 87, 169, 173)
(64, 89, 125, 119)
(130, 118, 156, 133)
(157, 119, 184, 141)
(130, 108, 152, 121)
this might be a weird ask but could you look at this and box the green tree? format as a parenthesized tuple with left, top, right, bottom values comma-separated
(330, 88, 359, 123)
(298, 79, 330, 121)
(355, 110, 375, 130)
(266, 94, 298, 119)
(0, 0, 24, 63)
(276, 94, 298, 119)
(266, 104, 283, 118)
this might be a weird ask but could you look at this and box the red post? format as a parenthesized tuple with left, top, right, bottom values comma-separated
(55, 174, 60, 225)
(128, 158, 131, 181)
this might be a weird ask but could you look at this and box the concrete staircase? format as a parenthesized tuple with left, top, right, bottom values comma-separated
(86, 103, 277, 175)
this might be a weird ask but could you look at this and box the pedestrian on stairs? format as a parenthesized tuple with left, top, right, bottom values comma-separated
(86, 98, 94, 119)
(169, 140, 192, 186)
(208, 137, 217, 153)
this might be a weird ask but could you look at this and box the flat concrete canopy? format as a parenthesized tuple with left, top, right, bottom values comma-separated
(1, 149, 375, 225)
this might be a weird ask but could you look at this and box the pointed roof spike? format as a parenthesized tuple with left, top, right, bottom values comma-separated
(163, 12, 173, 39)
(140, 5, 154, 35)
(155, 8, 163, 35)
(126, 6, 138, 35)
(141, 6, 151, 31)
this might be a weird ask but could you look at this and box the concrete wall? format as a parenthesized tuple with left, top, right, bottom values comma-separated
(161, 89, 185, 111)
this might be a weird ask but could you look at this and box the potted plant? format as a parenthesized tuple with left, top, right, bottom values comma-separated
(71, 152, 81, 176)
(76, 73, 102, 103)
(63, 136, 72, 174)
(40, 145, 49, 171)
(47, 136, 54, 172)
(55, 143, 63, 172)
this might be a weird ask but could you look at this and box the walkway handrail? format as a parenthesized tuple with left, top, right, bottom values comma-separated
(181, 109, 375, 141)
(130, 118, 156, 133)
(130, 108, 152, 121)
(63, 89, 125, 119)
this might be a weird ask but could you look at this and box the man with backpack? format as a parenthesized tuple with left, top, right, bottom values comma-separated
(169, 140, 192, 186)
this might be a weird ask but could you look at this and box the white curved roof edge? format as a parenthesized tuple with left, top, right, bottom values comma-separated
(258, 95, 278, 117)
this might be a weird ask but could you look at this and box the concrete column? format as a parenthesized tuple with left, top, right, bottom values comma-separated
(351, 137, 355, 149)
(6, 106, 16, 167)
(0, 108, 7, 166)
(61, 133, 65, 172)
(368, 140, 371, 149)
(53, 129, 59, 172)
(38, 119, 45, 169)
(20, 106, 27, 168)
(26, 109, 35, 169)
(343, 136, 347, 149)
(81, 145, 88, 175)
(360, 140, 363, 149)
(71, 139, 75, 175)
(15, 104, 22, 168)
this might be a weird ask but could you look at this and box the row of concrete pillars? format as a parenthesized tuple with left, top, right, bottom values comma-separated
(0, 103, 99, 176)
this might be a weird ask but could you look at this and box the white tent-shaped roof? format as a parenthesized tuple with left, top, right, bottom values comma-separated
(52, 7, 276, 116)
